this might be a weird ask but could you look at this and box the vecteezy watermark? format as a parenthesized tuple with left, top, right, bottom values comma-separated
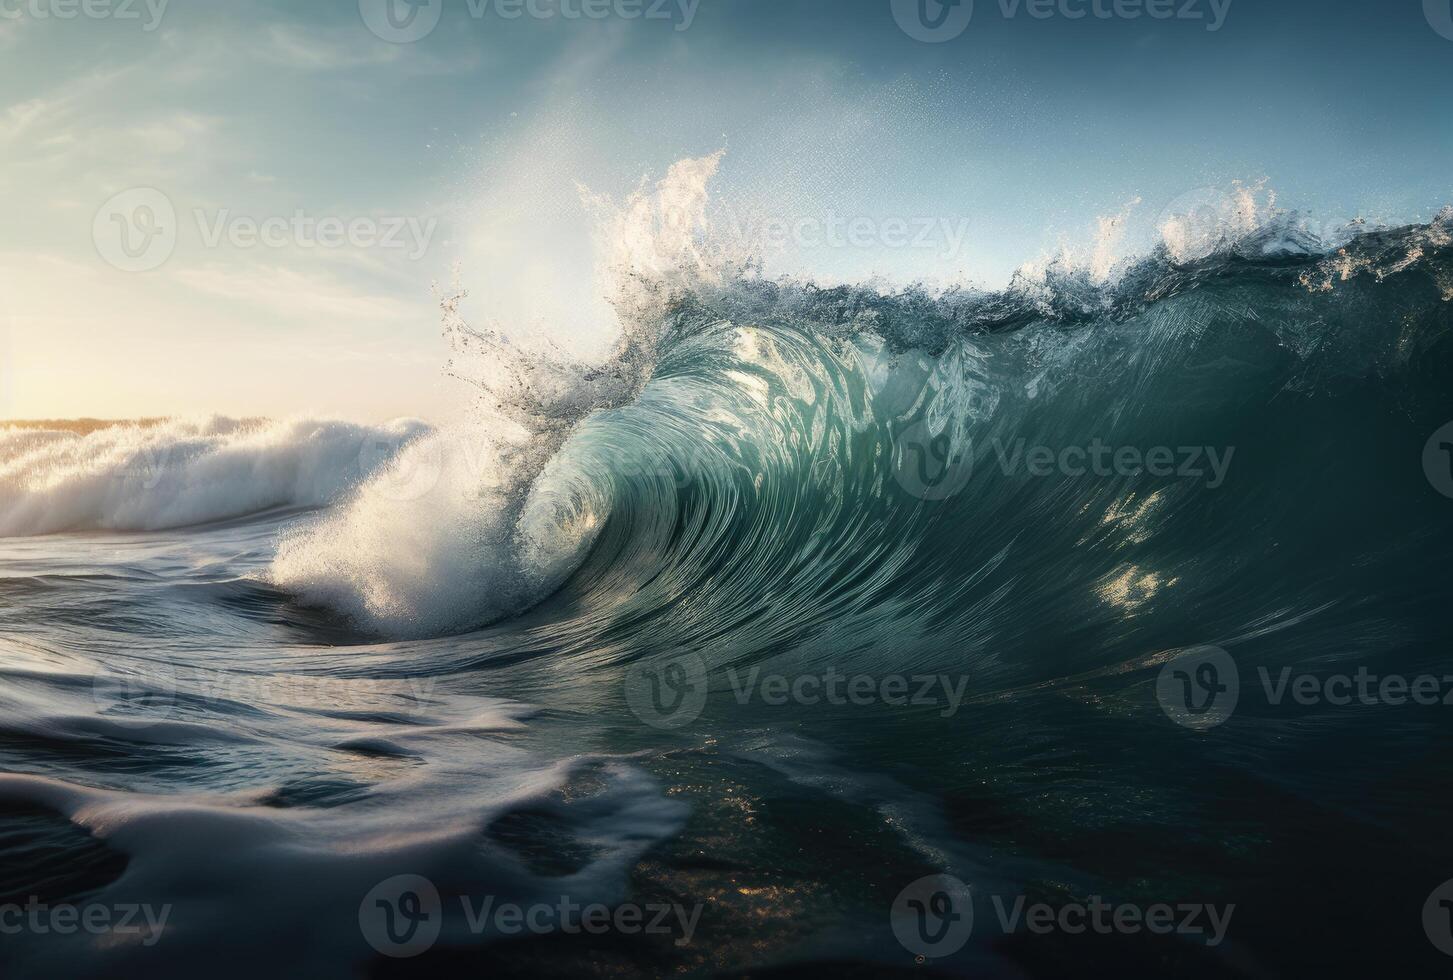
(94, 187, 177, 273)
(625, 658, 974, 727)
(357, 424, 445, 502)
(986, 895, 1233, 947)
(93, 659, 438, 728)
(194, 210, 438, 261)
(0, 898, 171, 947)
(355, 426, 530, 503)
(1259, 667, 1453, 708)
(624, 652, 709, 729)
(0, 0, 169, 31)
(726, 667, 970, 718)
(1155, 182, 1368, 265)
(893, 421, 974, 501)
(623, 440, 720, 492)
(93, 188, 439, 272)
(1424, 879, 1453, 957)
(358, 0, 699, 43)
(1156, 646, 1239, 730)
(1423, 421, 1453, 499)
(893, 429, 1236, 501)
(359, 0, 443, 41)
(892, 875, 975, 959)
(656, 201, 974, 260)
(718, 209, 972, 261)
(891, 876, 1234, 960)
(891, 0, 1230, 42)
(1157, 648, 1453, 729)
(890, 0, 975, 42)
(1155, 185, 1246, 263)
(359, 875, 703, 958)
(91, 657, 179, 724)
(109, 442, 178, 490)
(360, 876, 442, 959)
(1426, 0, 1453, 41)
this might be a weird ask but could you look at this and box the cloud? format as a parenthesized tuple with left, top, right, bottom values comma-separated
(1, 94, 76, 145)
(262, 24, 402, 71)
(174, 262, 421, 323)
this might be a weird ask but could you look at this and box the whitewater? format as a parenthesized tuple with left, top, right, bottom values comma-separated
(2, 154, 1452, 977)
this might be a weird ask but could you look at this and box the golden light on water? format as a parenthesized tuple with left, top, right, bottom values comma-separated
(1097, 564, 1179, 612)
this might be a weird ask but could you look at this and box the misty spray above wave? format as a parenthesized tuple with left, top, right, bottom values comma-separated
(2, 154, 1448, 645)
(269, 153, 735, 637)
(266, 151, 1453, 640)
(2, 151, 1449, 980)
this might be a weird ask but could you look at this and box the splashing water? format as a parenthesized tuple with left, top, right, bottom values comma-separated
(3, 157, 1452, 977)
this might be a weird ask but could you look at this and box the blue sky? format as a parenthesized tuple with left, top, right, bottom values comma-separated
(2, 0, 1450, 420)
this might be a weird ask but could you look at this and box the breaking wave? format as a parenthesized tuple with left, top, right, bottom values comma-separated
(270, 156, 1453, 641)
(0, 417, 428, 537)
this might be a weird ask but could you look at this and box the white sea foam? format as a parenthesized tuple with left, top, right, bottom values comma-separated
(0, 416, 427, 537)
(268, 153, 730, 637)
(269, 421, 592, 637)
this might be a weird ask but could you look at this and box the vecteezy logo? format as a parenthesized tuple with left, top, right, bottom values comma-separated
(360, 0, 444, 43)
(1422, 422, 1453, 499)
(359, 426, 443, 502)
(890, 0, 973, 42)
(1426, 0, 1453, 41)
(359, 875, 442, 958)
(93, 188, 177, 272)
(1424, 879, 1453, 956)
(1154, 185, 1239, 262)
(891, 875, 973, 959)
(892, 420, 974, 501)
(91, 657, 179, 728)
(624, 652, 708, 729)
(1156, 646, 1239, 730)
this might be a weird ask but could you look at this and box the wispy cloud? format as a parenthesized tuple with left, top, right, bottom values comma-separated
(1, 93, 77, 145)
(174, 263, 421, 323)
(262, 24, 402, 71)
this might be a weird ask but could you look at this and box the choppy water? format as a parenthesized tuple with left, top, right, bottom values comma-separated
(3, 174, 1453, 976)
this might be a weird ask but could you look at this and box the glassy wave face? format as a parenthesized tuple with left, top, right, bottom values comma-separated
(2, 188, 1453, 976)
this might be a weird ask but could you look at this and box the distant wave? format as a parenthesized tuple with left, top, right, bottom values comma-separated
(0, 417, 429, 537)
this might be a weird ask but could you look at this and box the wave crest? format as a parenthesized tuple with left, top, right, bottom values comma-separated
(166, 159, 1453, 640)
(0, 417, 427, 537)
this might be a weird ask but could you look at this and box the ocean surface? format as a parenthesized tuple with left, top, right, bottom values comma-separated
(3, 175, 1453, 976)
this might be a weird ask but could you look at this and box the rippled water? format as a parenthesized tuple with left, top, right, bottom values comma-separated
(3, 197, 1453, 976)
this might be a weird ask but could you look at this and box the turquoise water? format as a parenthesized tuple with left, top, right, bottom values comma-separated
(2, 212, 1453, 976)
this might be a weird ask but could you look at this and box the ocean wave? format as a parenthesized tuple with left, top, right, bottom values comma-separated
(0, 417, 429, 537)
(10, 158, 1448, 643)
(5, 162, 1453, 980)
(264, 155, 1453, 641)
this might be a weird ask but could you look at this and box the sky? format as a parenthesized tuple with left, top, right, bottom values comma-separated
(2, 0, 1450, 422)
